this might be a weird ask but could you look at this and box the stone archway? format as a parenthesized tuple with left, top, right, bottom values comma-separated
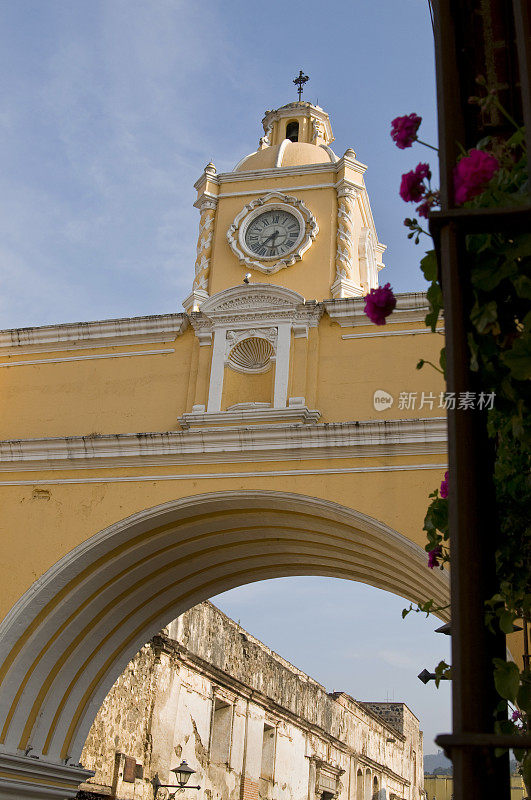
(0, 490, 449, 798)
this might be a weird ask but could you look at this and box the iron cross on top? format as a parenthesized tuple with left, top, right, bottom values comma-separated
(293, 70, 309, 100)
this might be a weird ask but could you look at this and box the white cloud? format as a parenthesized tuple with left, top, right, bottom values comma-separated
(377, 649, 419, 670)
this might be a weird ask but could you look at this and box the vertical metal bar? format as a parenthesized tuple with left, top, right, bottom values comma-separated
(431, 3, 511, 798)
(523, 616, 530, 672)
(432, 0, 465, 208)
(513, 0, 531, 147)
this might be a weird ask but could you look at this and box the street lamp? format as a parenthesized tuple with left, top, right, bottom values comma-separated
(153, 760, 201, 797)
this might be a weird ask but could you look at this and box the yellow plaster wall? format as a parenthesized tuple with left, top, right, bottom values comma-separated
(208, 182, 338, 299)
(0, 317, 444, 440)
(315, 318, 445, 421)
(0, 329, 195, 439)
(222, 365, 274, 409)
(424, 775, 525, 800)
(0, 454, 445, 622)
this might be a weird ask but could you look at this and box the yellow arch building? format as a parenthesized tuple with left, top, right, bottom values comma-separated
(0, 100, 447, 798)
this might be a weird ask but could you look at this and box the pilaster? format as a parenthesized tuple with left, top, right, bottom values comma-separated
(184, 163, 219, 313)
(273, 323, 291, 409)
(331, 180, 362, 299)
(305, 327, 320, 410)
(207, 329, 226, 412)
(289, 334, 309, 405)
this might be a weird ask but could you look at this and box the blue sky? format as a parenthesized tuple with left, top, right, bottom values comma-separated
(0, 0, 449, 755)
(213, 578, 450, 757)
(0, 0, 438, 329)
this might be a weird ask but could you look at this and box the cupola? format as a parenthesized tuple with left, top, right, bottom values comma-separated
(261, 101, 334, 147)
(234, 102, 338, 172)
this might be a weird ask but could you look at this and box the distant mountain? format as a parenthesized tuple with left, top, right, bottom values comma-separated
(424, 750, 452, 774)
(424, 751, 520, 776)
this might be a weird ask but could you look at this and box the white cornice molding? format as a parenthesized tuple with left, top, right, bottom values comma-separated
(180, 406, 321, 429)
(0, 314, 189, 355)
(214, 153, 368, 185)
(189, 285, 324, 340)
(0, 750, 93, 800)
(324, 292, 430, 327)
(0, 418, 447, 472)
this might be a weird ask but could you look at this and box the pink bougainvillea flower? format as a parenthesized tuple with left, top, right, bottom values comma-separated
(391, 113, 422, 149)
(400, 163, 431, 203)
(453, 148, 499, 204)
(364, 283, 397, 326)
(416, 189, 441, 219)
(416, 199, 432, 219)
(440, 471, 449, 499)
(428, 545, 443, 569)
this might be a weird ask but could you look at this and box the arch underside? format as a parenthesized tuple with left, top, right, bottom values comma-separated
(0, 491, 449, 768)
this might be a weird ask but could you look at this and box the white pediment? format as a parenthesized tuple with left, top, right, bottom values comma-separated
(199, 284, 306, 322)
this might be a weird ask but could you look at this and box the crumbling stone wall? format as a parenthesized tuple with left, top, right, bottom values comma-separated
(79, 602, 423, 800)
(81, 643, 157, 789)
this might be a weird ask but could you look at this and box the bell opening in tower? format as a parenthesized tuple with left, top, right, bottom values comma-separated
(286, 120, 299, 142)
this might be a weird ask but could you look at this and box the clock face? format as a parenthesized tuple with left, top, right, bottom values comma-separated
(244, 210, 302, 259)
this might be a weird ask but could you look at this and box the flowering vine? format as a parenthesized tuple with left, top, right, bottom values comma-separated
(365, 86, 531, 789)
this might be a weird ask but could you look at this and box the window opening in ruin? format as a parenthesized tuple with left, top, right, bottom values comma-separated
(372, 775, 379, 799)
(364, 769, 371, 800)
(209, 697, 233, 764)
(356, 769, 363, 800)
(260, 722, 276, 781)
(286, 121, 299, 142)
(321, 791, 334, 800)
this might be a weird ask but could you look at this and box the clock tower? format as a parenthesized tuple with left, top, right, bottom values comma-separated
(0, 93, 445, 800)
(183, 100, 386, 314)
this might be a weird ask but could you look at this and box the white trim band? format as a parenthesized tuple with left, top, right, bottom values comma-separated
(342, 328, 444, 340)
(0, 418, 447, 472)
(0, 349, 175, 368)
(0, 462, 448, 486)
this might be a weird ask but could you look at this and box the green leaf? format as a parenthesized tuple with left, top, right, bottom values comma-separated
(425, 285, 443, 332)
(501, 335, 531, 380)
(424, 498, 449, 537)
(476, 136, 493, 150)
(522, 752, 531, 795)
(506, 232, 531, 260)
(471, 259, 517, 291)
(517, 679, 531, 714)
(468, 333, 479, 372)
(499, 609, 516, 634)
(513, 275, 531, 300)
(420, 250, 438, 283)
(507, 128, 525, 149)
(470, 300, 498, 333)
(439, 347, 446, 375)
(493, 659, 520, 702)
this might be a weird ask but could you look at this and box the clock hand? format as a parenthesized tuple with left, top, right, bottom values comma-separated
(261, 229, 280, 246)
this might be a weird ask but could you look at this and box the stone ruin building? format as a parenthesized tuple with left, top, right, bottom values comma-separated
(77, 602, 424, 800)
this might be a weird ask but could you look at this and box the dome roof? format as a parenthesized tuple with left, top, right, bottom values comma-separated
(235, 141, 337, 172)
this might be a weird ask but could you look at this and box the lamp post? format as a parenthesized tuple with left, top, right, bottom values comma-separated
(152, 760, 201, 798)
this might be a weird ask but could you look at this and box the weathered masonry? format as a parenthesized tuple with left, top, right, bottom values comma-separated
(79, 603, 423, 800)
